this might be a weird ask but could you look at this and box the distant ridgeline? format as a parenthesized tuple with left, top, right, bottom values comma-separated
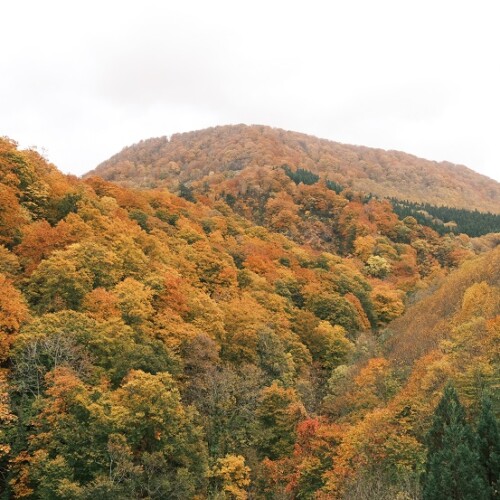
(282, 165, 500, 237)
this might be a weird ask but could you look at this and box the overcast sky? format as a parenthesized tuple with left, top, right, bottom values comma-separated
(1, 0, 499, 182)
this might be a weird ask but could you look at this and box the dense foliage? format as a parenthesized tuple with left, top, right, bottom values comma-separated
(0, 137, 498, 498)
(390, 199, 500, 237)
(283, 165, 320, 186)
(422, 385, 488, 499)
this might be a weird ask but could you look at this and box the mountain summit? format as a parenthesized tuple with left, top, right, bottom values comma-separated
(88, 124, 500, 213)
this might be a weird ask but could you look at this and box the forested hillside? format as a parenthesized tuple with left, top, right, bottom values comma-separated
(88, 125, 500, 213)
(389, 199, 500, 237)
(1, 137, 499, 499)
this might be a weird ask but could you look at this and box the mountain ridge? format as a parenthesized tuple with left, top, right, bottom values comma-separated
(87, 124, 500, 213)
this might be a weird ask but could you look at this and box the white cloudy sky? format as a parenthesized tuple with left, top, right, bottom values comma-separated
(1, 0, 499, 181)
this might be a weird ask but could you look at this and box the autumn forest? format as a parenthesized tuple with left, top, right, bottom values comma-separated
(1, 127, 499, 499)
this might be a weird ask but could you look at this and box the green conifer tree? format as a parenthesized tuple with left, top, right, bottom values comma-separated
(477, 395, 500, 499)
(423, 383, 488, 500)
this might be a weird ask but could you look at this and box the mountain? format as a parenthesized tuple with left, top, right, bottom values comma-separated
(88, 124, 500, 213)
(1, 136, 498, 498)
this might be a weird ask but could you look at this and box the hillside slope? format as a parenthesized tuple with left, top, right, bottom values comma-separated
(315, 246, 500, 498)
(1, 137, 498, 498)
(88, 124, 500, 213)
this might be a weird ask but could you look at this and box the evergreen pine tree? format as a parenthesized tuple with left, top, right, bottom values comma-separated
(423, 383, 488, 500)
(179, 183, 196, 202)
(477, 395, 500, 499)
